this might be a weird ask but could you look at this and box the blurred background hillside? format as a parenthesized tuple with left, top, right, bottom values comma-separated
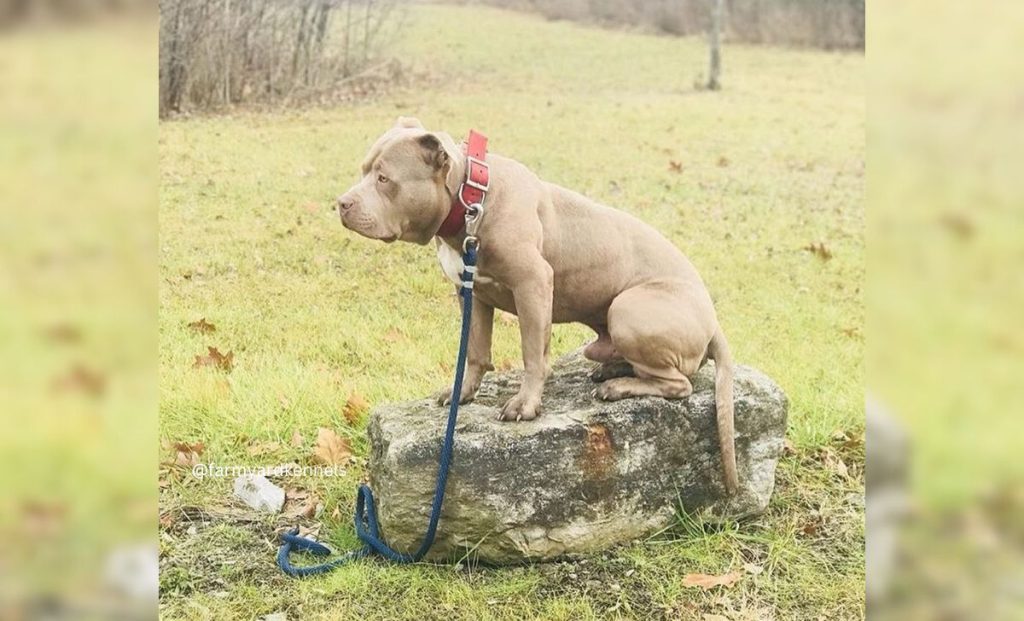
(156, 0, 864, 116)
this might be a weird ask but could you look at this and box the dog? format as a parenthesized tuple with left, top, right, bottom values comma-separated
(338, 117, 738, 493)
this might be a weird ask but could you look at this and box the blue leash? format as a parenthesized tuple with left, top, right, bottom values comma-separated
(277, 242, 478, 577)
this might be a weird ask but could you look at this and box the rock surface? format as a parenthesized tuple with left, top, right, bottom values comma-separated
(233, 474, 285, 513)
(367, 350, 788, 564)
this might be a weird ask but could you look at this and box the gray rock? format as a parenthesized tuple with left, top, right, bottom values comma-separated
(233, 474, 285, 513)
(367, 349, 788, 564)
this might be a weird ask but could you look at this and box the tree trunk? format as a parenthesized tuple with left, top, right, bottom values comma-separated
(707, 0, 723, 91)
(223, 0, 231, 105)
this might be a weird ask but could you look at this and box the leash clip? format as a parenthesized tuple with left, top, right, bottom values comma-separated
(463, 202, 483, 253)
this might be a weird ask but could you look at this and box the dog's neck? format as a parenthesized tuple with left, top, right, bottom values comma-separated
(436, 132, 489, 239)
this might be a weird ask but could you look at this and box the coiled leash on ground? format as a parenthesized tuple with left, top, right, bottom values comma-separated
(277, 130, 491, 577)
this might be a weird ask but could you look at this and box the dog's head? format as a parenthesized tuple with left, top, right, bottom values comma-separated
(337, 117, 462, 245)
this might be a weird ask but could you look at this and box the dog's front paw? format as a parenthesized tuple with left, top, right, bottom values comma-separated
(497, 391, 541, 422)
(435, 385, 477, 407)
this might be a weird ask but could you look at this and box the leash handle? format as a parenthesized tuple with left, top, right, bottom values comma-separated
(277, 244, 478, 577)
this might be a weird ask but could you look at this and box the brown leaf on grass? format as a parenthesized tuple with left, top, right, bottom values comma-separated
(42, 323, 82, 344)
(187, 318, 216, 333)
(841, 326, 861, 339)
(802, 241, 833, 260)
(682, 571, 743, 590)
(801, 519, 822, 537)
(246, 440, 281, 456)
(51, 363, 106, 397)
(819, 447, 851, 480)
(168, 441, 205, 468)
(331, 505, 342, 520)
(343, 392, 370, 426)
(312, 427, 352, 465)
(159, 511, 176, 530)
(283, 488, 320, 520)
(939, 212, 974, 240)
(716, 156, 731, 167)
(193, 346, 234, 372)
(21, 500, 68, 537)
(668, 160, 683, 173)
(383, 328, 405, 343)
(290, 430, 305, 448)
(298, 524, 321, 539)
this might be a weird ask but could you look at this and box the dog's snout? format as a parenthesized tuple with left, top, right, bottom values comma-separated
(337, 195, 356, 213)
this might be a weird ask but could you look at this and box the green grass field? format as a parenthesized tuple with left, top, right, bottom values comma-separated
(159, 4, 864, 619)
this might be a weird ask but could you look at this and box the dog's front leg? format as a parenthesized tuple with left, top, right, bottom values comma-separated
(499, 262, 553, 421)
(437, 299, 494, 406)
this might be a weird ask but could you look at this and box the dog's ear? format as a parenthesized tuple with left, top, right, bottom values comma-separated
(395, 116, 424, 129)
(417, 132, 462, 195)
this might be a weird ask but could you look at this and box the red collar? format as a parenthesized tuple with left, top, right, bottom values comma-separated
(436, 130, 489, 237)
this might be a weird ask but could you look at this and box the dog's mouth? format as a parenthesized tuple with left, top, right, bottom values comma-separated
(340, 216, 398, 243)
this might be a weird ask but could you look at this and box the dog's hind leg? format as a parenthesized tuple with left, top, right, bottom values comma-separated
(595, 280, 713, 401)
(584, 325, 636, 382)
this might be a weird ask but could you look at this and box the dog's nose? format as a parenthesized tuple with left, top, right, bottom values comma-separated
(337, 196, 355, 213)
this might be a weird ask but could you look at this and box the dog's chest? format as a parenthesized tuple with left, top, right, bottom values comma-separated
(435, 241, 502, 292)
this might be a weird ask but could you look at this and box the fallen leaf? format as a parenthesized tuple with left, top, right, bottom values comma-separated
(290, 431, 305, 448)
(21, 500, 68, 537)
(383, 328, 404, 343)
(801, 517, 823, 536)
(343, 392, 370, 426)
(159, 511, 176, 529)
(283, 489, 320, 520)
(331, 505, 342, 520)
(187, 318, 216, 334)
(42, 323, 82, 344)
(312, 427, 352, 465)
(168, 441, 205, 468)
(819, 447, 851, 480)
(802, 241, 833, 260)
(297, 524, 320, 539)
(682, 571, 743, 590)
(51, 363, 106, 397)
(193, 346, 234, 372)
(939, 212, 974, 240)
(716, 156, 730, 167)
(668, 160, 683, 173)
(841, 326, 861, 339)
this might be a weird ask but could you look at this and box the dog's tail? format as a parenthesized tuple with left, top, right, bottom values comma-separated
(708, 327, 739, 494)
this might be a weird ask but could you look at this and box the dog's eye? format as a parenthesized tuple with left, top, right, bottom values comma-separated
(377, 173, 388, 184)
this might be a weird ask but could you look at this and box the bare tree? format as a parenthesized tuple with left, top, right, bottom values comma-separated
(706, 0, 723, 90)
(159, 0, 407, 117)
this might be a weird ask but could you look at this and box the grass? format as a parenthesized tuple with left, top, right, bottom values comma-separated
(159, 4, 864, 619)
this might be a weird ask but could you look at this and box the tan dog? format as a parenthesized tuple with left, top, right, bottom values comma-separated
(338, 117, 738, 493)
